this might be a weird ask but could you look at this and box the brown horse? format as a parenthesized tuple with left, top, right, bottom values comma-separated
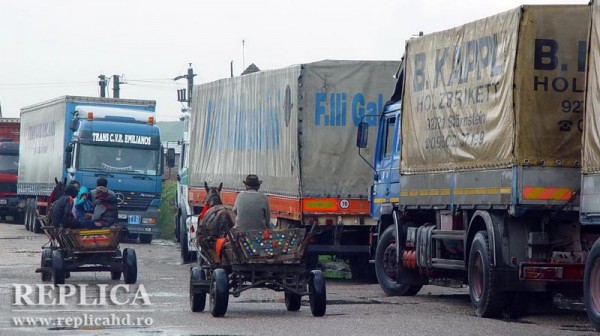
(199, 182, 235, 238)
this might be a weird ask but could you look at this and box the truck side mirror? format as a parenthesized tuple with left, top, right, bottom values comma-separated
(166, 148, 176, 168)
(69, 119, 78, 131)
(357, 122, 369, 148)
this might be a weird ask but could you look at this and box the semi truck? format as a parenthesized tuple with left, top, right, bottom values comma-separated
(18, 96, 163, 243)
(176, 60, 397, 279)
(357, 4, 597, 320)
(0, 118, 23, 223)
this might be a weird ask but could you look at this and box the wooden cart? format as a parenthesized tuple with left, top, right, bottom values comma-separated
(189, 226, 326, 317)
(35, 224, 137, 285)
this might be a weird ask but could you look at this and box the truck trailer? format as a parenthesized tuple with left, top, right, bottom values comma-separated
(176, 60, 397, 279)
(0, 118, 22, 223)
(357, 4, 594, 319)
(18, 96, 163, 243)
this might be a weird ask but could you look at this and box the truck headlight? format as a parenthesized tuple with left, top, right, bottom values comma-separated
(142, 217, 156, 224)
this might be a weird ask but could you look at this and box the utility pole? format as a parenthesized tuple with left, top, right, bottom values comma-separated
(174, 63, 196, 107)
(113, 74, 121, 98)
(98, 75, 107, 98)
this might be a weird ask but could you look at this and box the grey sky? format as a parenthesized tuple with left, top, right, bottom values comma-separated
(0, 0, 588, 121)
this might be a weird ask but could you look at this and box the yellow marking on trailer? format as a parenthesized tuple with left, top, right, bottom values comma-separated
(486, 188, 499, 194)
(390, 197, 400, 203)
(429, 189, 440, 196)
(409, 190, 418, 196)
(440, 189, 451, 195)
(476, 188, 487, 195)
(500, 187, 512, 194)
(419, 190, 429, 196)
(400, 191, 409, 197)
(373, 198, 386, 204)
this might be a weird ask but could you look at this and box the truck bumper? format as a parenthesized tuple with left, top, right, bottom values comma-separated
(117, 210, 160, 237)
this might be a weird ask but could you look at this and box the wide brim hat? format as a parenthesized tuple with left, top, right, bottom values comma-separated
(242, 174, 262, 187)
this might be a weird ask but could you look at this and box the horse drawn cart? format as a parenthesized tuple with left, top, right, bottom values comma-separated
(35, 224, 137, 286)
(189, 225, 327, 317)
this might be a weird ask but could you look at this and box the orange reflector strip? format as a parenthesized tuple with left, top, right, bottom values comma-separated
(303, 199, 337, 212)
(523, 187, 573, 201)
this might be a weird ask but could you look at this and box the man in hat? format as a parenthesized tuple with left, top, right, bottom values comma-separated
(232, 174, 271, 231)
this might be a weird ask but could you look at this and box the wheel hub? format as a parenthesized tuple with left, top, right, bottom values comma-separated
(382, 241, 398, 280)
(472, 251, 484, 300)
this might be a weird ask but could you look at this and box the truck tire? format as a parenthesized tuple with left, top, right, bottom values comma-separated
(24, 199, 32, 231)
(180, 217, 192, 263)
(375, 226, 422, 296)
(209, 268, 229, 317)
(585, 239, 600, 331)
(175, 212, 181, 243)
(33, 217, 42, 234)
(139, 234, 153, 244)
(468, 231, 505, 318)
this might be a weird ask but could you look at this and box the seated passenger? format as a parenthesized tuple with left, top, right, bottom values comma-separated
(50, 185, 79, 228)
(79, 185, 119, 229)
(232, 174, 271, 231)
(72, 185, 93, 221)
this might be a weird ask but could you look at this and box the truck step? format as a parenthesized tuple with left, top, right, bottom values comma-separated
(431, 230, 465, 241)
(431, 258, 465, 270)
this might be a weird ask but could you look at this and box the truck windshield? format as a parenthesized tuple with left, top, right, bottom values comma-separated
(78, 144, 160, 176)
(0, 154, 18, 173)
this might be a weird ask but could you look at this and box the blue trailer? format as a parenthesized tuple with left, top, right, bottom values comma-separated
(18, 96, 163, 243)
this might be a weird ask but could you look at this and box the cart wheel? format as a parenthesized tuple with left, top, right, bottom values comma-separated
(190, 266, 207, 312)
(52, 250, 65, 285)
(111, 250, 122, 280)
(41, 249, 52, 282)
(123, 248, 137, 284)
(285, 292, 302, 311)
(309, 270, 326, 317)
(209, 268, 229, 317)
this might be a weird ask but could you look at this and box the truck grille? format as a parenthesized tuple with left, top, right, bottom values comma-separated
(114, 191, 156, 211)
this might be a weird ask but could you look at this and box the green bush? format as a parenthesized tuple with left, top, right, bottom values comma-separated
(158, 181, 177, 239)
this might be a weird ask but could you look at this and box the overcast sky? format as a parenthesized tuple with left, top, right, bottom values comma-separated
(0, 0, 588, 121)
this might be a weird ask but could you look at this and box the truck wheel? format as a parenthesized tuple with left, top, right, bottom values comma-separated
(285, 292, 302, 311)
(309, 270, 326, 317)
(139, 234, 153, 244)
(41, 249, 52, 282)
(33, 217, 42, 234)
(375, 226, 422, 296)
(209, 268, 229, 317)
(468, 231, 505, 318)
(180, 220, 192, 264)
(52, 250, 65, 285)
(585, 239, 600, 331)
(190, 266, 206, 312)
(24, 200, 32, 231)
(111, 250, 122, 280)
(175, 213, 180, 243)
(123, 248, 138, 284)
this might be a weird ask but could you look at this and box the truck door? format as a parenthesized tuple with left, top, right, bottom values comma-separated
(372, 111, 400, 217)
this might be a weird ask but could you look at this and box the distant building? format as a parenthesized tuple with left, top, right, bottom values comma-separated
(241, 63, 260, 75)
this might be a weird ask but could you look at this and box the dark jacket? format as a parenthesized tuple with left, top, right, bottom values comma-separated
(92, 186, 119, 226)
(50, 185, 78, 227)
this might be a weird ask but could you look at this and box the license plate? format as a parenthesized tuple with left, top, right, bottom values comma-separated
(128, 215, 141, 224)
(118, 213, 127, 220)
(145, 228, 152, 232)
(0, 199, 7, 205)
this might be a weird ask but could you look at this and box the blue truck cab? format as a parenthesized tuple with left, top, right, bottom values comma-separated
(65, 105, 162, 243)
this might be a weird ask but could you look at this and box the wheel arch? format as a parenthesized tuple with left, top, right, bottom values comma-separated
(466, 210, 502, 267)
